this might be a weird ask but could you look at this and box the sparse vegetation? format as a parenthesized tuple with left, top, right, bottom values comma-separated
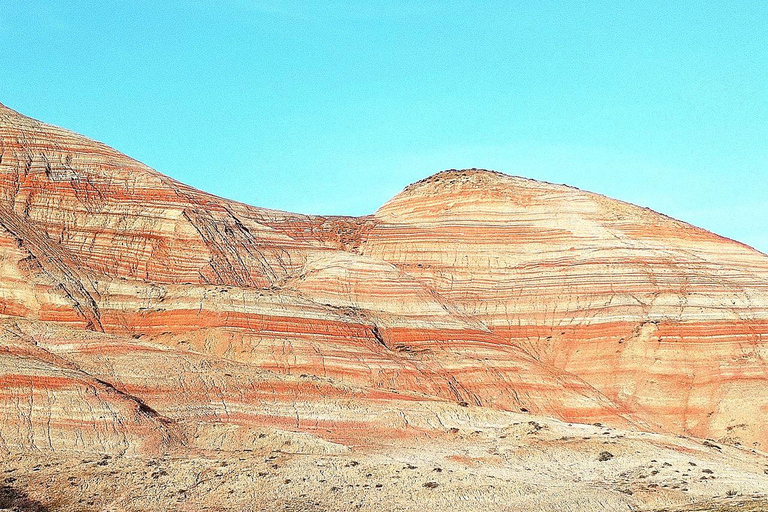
(598, 451, 614, 462)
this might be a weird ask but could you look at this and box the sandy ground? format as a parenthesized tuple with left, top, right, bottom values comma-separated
(2, 413, 768, 511)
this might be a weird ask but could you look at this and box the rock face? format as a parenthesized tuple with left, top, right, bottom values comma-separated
(1, 102, 768, 510)
(0, 104, 629, 456)
(359, 170, 768, 447)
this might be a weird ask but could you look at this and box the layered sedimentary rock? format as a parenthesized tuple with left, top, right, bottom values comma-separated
(359, 170, 768, 447)
(0, 100, 767, 467)
(0, 104, 630, 456)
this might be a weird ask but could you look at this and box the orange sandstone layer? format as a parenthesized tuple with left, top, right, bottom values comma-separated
(0, 103, 766, 456)
(359, 169, 768, 447)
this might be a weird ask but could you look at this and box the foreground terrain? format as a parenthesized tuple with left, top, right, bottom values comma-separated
(1, 102, 767, 510)
(3, 411, 768, 511)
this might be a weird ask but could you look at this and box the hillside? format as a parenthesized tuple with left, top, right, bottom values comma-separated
(1, 102, 767, 511)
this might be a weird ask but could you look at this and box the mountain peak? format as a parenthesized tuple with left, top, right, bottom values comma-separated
(403, 168, 550, 193)
(375, 168, 580, 223)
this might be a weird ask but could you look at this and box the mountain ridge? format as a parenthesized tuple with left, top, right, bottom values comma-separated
(1, 102, 768, 510)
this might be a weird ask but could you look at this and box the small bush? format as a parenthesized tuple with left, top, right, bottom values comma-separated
(598, 451, 614, 462)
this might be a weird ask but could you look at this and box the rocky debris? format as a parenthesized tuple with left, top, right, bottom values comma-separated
(0, 416, 766, 512)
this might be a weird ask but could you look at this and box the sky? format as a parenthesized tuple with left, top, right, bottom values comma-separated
(1, 1, 767, 252)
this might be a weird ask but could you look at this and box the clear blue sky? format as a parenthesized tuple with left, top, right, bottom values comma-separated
(2, 1, 766, 251)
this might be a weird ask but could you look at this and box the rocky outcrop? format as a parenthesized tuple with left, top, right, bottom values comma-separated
(0, 322, 178, 454)
(360, 169, 768, 447)
(0, 104, 630, 455)
(0, 103, 767, 462)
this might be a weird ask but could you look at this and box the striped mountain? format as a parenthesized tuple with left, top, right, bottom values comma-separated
(0, 102, 766, 457)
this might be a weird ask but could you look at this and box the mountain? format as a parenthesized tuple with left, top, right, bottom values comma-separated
(362, 169, 768, 447)
(1, 102, 767, 511)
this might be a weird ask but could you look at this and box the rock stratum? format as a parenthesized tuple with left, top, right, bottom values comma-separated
(0, 102, 767, 511)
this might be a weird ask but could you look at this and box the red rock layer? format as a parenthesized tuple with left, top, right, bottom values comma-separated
(0, 104, 633, 453)
(0, 319, 441, 450)
(0, 324, 177, 454)
(0, 104, 317, 288)
(359, 169, 768, 446)
(1, 104, 767, 453)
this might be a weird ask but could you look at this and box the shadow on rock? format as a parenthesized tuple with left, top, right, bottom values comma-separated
(0, 485, 50, 512)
